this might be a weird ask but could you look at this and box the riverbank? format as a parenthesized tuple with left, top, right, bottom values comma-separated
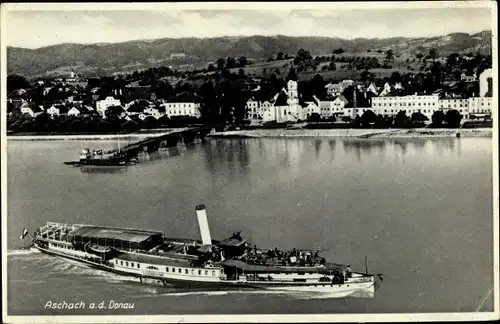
(209, 128, 493, 139)
(6, 128, 188, 141)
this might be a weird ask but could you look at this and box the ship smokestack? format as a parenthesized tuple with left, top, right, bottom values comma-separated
(196, 204, 212, 245)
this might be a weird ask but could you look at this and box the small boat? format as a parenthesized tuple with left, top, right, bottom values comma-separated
(64, 148, 129, 167)
(21, 205, 382, 297)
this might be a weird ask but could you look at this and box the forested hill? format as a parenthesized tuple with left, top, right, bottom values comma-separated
(7, 31, 492, 77)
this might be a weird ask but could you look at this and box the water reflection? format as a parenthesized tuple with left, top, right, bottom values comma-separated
(79, 166, 128, 174)
(202, 140, 250, 176)
(202, 138, 465, 170)
(314, 140, 322, 159)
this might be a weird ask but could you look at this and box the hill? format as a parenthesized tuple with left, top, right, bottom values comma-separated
(7, 31, 492, 77)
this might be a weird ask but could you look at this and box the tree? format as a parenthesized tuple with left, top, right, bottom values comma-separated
(276, 52, 284, 60)
(360, 70, 374, 82)
(431, 110, 446, 127)
(7, 74, 30, 92)
(444, 109, 462, 127)
(226, 57, 236, 69)
(393, 111, 410, 128)
(416, 53, 424, 62)
(446, 53, 460, 66)
(389, 71, 402, 84)
(385, 49, 395, 63)
(307, 113, 322, 123)
(286, 68, 298, 81)
(410, 112, 429, 127)
(333, 48, 345, 54)
(429, 48, 439, 62)
(309, 74, 327, 99)
(216, 58, 226, 70)
(238, 56, 248, 67)
(361, 110, 377, 127)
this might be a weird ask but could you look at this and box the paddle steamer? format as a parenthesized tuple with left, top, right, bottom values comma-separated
(21, 205, 381, 297)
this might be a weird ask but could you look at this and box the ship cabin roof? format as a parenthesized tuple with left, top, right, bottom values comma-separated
(218, 232, 247, 248)
(71, 226, 163, 244)
(219, 237, 247, 247)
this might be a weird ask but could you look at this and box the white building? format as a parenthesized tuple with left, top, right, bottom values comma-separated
(20, 102, 43, 117)
(163, 102, 201, 118)
(96, 96, 121, 118)
(343, 107, 372, 119)
(438, 98, 470, 118)
(371, 94, 440, 120)
(67, 107, 82, 117)
(479, 68, 493, 97)
(262, 80, 305, 123)
(468, 97, 493, 118)
(325, 83, 343, 97)
(246, 99, 273, 120)
(303, 102, 320, 117)
(316, 95, 349, 119)
(246, 99, 260, 120)
(46, 105, 69, 117)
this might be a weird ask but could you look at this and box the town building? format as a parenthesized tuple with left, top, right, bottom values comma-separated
(96, 96, 121, 118)
(317, 95, 349, 119)
(20, 102, 43, 118)
(163, 102, 201, 118)
(261, 80, 305, 123)
(468, 97, 493, 119)
(438, 98, 470, 118)
(47, 104, 69, 117)
(324, 83, 343, 97)
(371, 94, 440, 120)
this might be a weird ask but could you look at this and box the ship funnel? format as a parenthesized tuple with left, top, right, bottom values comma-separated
(196, 205, 212, 245)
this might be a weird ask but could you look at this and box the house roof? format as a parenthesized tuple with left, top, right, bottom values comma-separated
(21, 102, 43, 112)
(274, 90, 288, 106)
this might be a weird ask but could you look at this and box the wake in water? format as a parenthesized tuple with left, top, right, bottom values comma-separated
(7, 250, 373, 300)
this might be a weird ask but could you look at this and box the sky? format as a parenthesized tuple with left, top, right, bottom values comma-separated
(3, 3, 495, 49)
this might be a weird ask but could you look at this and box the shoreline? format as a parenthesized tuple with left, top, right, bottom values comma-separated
(209, 128, 493, 139)
(6, 128, 492, 141)
(5, 129, 189, 141)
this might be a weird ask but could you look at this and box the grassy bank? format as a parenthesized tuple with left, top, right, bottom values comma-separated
(209, 128, 492, 139)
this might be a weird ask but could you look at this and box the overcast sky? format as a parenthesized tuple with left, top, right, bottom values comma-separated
(4, 3, 494, 49)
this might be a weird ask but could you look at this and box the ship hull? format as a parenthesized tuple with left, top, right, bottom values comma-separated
(33, 242, 376, 296)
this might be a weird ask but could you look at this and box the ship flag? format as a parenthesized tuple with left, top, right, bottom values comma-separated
(20, 228, 29, 240)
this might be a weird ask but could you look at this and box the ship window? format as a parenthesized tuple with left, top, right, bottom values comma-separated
(137, 263, 140, 269)
(120, 261, 123, 266)
(198, 270, 201, 275)
(185, 269, 188, 274)
(126, 262, 129, 267)
(131, 263, 134, 267)
(166, 267, 169, 272)
(205, 270, 208, 275)
(191, 269, 195, 275)
(115, 260, 118, 264)
(212, 271, 216, 276)
(178, 268, 182, 274)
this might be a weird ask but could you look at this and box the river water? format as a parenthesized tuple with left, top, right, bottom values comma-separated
(6, 137, 494, 315)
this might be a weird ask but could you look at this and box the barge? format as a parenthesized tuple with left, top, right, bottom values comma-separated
(21, 205, 381, 297)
